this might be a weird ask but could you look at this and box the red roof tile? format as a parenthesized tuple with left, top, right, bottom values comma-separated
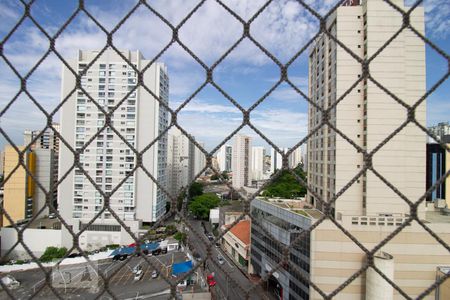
(229, 220, 251, 245)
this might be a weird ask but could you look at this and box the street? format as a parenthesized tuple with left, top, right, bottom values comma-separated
(0, 251, 190, 299)
(185, 218, 268, 300)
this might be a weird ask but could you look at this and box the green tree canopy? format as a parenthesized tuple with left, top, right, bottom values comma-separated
(189, 182, 204, 198)
(262, 165, 307, 199)
(188, 193, 220, 220)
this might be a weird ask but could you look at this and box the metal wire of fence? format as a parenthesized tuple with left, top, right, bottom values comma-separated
(0, 0, 449, 299)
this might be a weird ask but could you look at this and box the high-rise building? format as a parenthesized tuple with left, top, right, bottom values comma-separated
(2, 146, 36, 226)
(23, 125, 60, 209)
(24, 124, 60, 152)
(193, 141, 206, 177)
(270, 147, 287, 174)
(428, 122, 450, 141)
(232, 135, 252, 188)
(298, 1, 450, 299)
(251, 146, 265, 181)
(58, 50, 169, 248)
(167, 127, 195, 197)
(307, 0, 426, 217)
(288, 147, 303, 169)
(216, 144, 232, 172)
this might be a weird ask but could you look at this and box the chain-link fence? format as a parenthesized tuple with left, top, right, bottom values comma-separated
(0, 0, 449, 299)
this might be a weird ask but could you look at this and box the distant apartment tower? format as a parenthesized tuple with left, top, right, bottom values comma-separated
(192, 141, 206, 177)
(251, 146, 265, 181)
(428, 122, 450, 141)
(270, 147, 287, 174)
(303, 1, 450, 299)
(232, 135, 252, 188)
(58, 50, 169, 247)
(216, 144, 232, 172)
(2, 146, 36, 226)
(167, 127, 195, 197)
(23, 125, 60, 209)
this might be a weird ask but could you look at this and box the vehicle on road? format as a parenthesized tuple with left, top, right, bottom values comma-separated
(48, 213, 56, 219)
(215, 242, 220, 248)
(193, 252, 201, 261)
(151, 270, 159, 279)
(206, 233, 214, 241)
(177, 279, 187, 289)
(217, 254, 225, 265)
(132, 264, 142, 274)
(112, 254, 128, 261)
(134, 269, 144, 281)
(207, 274, 216, 287)
(1, 275, 20, 289)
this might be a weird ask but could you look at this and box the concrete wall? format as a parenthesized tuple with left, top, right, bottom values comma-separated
(1, 227, 62, 259)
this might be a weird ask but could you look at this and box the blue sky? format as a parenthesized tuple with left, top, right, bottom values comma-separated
(0, 0, 449, 152)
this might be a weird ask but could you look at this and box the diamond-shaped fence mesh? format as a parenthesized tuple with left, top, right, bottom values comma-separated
(0, 0, 449, 299)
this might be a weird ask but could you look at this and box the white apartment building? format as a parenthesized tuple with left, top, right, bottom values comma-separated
(232, 135, 252, 189)
(289, 146, 303, 168)
(193, 141, 206, 177)
(167, 127, 194, 197)
(216, 144, 232, 172)
(251, 146, 265, 181)
(304, 1, 449, 299)
(58, 50, 169, 248)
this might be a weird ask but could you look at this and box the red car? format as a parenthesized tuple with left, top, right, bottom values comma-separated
(207, 274, 216, 287)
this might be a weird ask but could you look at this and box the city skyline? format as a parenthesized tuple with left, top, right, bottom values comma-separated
(0, 0, 449, 151)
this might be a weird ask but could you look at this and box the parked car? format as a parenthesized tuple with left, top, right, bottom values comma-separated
(177, 279, 187, 289)
(206, 274, 216, 287)
(113, 254, 128, 261)
(215, 242, 220, 248)
(217, 255, 225, 265)
(193, 252, 201, 261)
(132, 264, 142, 274)
(48, 213, 56, 219)
(1, 275, 20, 289)
(134, 269, 143, 281)
(151, 270, 159, 279)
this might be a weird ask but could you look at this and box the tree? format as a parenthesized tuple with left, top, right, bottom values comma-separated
(211, 171, 229, 181)
(188, 193, 220, 220)
(262, 165, 307, 199)
(189, 182, 204, 198)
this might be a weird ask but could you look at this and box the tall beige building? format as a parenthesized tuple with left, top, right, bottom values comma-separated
(306, 1, 449, 299)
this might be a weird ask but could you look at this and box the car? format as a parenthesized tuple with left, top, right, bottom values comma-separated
(217, 255, 225, 265)
(134, 269, 143, 281)
(206, 274, 216, 287)
(132, 264, 142, 274)
(193, 252, 201, 261)
(1, 275, 20, 289)
(48, 213, 56, 219)
(151, 270, 159, 279)
(177, 279, 187, 289)
(215, 242, 220, 248)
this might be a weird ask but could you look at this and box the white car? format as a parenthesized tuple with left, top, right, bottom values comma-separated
(134, 269, 143, 281)
(132, 264, 142, 274)
(177, 279, 187, 289)
(1, 275, 20, 289)
(151, 270, 159, 279)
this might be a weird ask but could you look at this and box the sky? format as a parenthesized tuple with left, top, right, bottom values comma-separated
(0, 0, 449, 153)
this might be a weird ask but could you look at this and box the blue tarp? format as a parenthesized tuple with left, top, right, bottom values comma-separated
(110, 242, 160, 256)
(172, 260, 193, 276)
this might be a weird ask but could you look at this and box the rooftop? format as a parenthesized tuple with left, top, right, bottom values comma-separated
(227, 220, 251, 245)
(260, 198, 323, 219)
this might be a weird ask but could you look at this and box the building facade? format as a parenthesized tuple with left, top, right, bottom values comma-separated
(232, 135, 252, 189)
(428, 122, 450, 142)
(58, 50, 169, 248)
(216, 144, 232, 172)
(307, 0, 426, 217)
(221, 219, 251, 271)
(2, 146, 36, 226)
(167, 127, 195, 198)
(303, 1, 450, 299)
(250, 198, 320, 300)
(251, 146, 265, 181)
